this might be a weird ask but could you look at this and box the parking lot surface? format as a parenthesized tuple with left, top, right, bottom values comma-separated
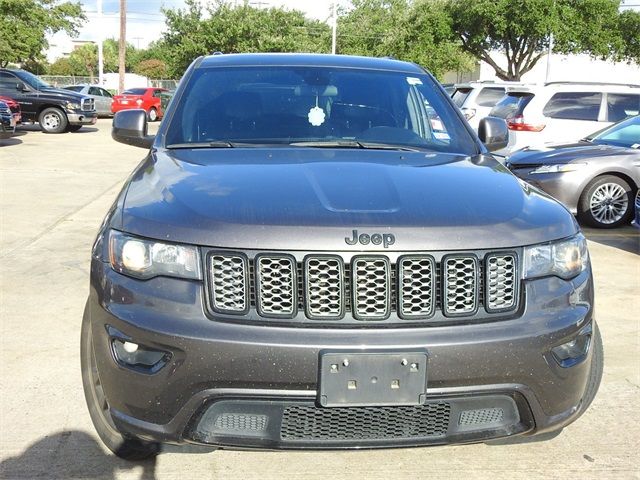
(1, 120, 639, 479)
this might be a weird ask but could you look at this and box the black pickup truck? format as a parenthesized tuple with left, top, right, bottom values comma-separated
(0, 68, 97, 133)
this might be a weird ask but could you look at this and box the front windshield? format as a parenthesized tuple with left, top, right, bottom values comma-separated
(588, 115, 640, 148)
(165, 66, 478, 155)
(14, 70, 50, 90)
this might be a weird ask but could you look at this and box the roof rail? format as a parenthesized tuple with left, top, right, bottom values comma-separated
(544, 81, 640, 88)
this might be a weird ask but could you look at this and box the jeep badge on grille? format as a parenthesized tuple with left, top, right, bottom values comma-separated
(345, 230, 395, 248)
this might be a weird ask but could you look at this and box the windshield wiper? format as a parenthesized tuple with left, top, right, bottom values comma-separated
(166, 141, 236, 149)
(290, 140, 423, 152)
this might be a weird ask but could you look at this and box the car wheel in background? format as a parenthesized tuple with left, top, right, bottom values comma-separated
(81, 303, 161, 460)
(147, 107, 158, 122)
(578, 175, 634, 228)
(39, 107, 68, 134)
(67, 125, 83, 132)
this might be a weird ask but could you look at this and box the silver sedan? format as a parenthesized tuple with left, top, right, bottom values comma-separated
(63, 84, 113, 117)
(507, 115, 640, 228)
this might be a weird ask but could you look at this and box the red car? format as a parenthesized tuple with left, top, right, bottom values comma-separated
(111, 87, 167, 122)
(0, 95, 22, 124)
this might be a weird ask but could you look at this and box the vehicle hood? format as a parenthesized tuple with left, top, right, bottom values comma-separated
(507, 141, 632, 167)
(34, 87, 86, 102)
(118, 148, 577, 251)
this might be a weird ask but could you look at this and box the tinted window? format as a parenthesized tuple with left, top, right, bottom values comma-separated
(64, 85, 84, 92)
(452, 88, 471, 107)
(152, 90, 163, 98)
(489, 93, 534, 119)
(100, 88, 112, 97)
(543, 92, 602, 121)
(606, 94, 640, 122)
(0, 72, 18, 91)
(123, 88, 147, 95)
(89, 86, 101, 96)
(475, 87, 505, 107)
(166, 66, 478, 155)
(590, 115, 640, 148)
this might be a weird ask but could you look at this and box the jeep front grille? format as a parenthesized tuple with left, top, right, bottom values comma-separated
(206, 250, 520, 324)
(443, 256, 479, 316)
(485, 253, 517, 312)
(209, 254, 248, 314)
(304, 256, 344, 319)
(352, 257, 391, 320)
(255, 255, 296, 317)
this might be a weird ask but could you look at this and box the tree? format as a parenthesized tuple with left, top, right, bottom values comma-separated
(49, 57, 76, 75)
(618, 10, 640, 64)
(0, 0, 85, 67)
(447, 0, 637, 81)
(338, 0, 474, 78)
(133, 59, 169, 79)
(161, 0, 331, 78)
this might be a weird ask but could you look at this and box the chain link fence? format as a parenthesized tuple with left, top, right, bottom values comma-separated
(39, 76, 179, 91)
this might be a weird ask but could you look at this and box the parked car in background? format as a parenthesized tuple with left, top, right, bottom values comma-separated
(111, 87, 167, 121)
(63, 84, 113, 117)
(0, 68, 97, 133)
(633, 191, 640, 229)
(491, 82, 640, 156)
(0, 95, 22, 124)
(0, 100, 17, 139)
(507, 115, 640, 228)
(452, 81, 528, 130)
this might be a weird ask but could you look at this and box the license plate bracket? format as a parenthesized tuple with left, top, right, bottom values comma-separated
(318, 351, 428, 407)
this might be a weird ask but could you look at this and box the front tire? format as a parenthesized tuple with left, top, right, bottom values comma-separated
(39, 107, 68, 134)
(147, 107, 158, 122)
(80, 302, 161, 460)
(578, 175, 634, 228)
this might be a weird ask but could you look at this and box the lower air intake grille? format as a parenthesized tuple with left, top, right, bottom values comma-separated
(214, 413, 268, 432)
(280, 403, 450, 441)
(459, 408, 504, 426)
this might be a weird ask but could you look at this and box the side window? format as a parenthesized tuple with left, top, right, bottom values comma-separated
(606, 94, 640, 122)
(542, 92, 602, 121)
(153, 90, 163, 98)
(89, 87, 101, 96)
(0, 72, 18, 92)
(475, 87, 505, 107)
(100, 88, 112, 98)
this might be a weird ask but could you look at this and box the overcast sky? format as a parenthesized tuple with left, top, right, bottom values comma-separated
(47, 0, 341, 60)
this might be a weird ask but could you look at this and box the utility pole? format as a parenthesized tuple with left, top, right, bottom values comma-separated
(119, 0, 126, 94)
(331, 2, 337, 55)
(545, 33, 554, 83)
(97, 0, 104, 86)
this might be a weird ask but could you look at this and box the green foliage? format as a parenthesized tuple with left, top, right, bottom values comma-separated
(133, 59, 169, 78)
(0, 0, 85, 67)
(447, 0, 637, 80)
(338, 0, 474, 78)
(162, 0, 331, 78)
(618, 10, 640, 63)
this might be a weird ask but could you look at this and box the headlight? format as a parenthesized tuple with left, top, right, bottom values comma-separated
(530, 163, 587, 174)
(524, 234, 589, 280)
(66, 101, 81, 111)
(109, 230, 201, 280)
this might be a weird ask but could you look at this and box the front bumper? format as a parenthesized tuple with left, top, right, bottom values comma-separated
(88, 258, 596, 449)
(67, 111, 97, 125)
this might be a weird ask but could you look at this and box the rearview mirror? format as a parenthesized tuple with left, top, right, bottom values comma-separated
(112, 109, 155, 149)
(478, 117, 509, 152)
(16, 82, 28, 92)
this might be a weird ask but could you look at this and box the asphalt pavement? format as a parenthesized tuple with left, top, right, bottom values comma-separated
(1, 120, 639, 479)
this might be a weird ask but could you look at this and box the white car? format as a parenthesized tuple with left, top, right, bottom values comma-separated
(63, 84, 114, 117)
(490, 82, 640, 156)
(451, 81, 529, 130)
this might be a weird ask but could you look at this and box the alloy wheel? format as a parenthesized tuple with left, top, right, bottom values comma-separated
(589, 182, 628, 225)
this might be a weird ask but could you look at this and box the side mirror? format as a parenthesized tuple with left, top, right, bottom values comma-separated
(112, 109, 155, 149)
(478, 116, 509, 152)
(16, 82, 28, 92)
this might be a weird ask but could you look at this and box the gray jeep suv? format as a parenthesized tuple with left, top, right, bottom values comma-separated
(82, 53, 602, 459)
